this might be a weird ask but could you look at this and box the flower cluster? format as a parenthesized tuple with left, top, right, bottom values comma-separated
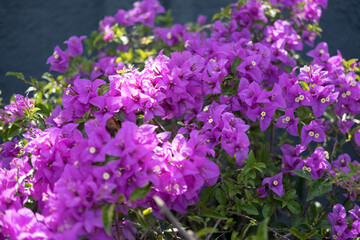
(46, 36, 86, 73)
(0, 94, 35, 123)
(328, 204, 360, 239)
(99, 0, 165, 42)
(1, 0, 360, 239)
(196, 102, 250, 165)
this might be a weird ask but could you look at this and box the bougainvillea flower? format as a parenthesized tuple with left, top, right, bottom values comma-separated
(328, 204, 348, 236)
(349, 205, 360, 222)
(257, 83, 286, 109)
(64, 35, 86, 57)
(262, 173, 284, 196)
(301, 119, 326, 146)
(257, 187, 267, 198)
(0, 208, 51, 239)
(306, 85, 338, 117)
(307, 42, 330, 63)
(332, 153, 352, 174)
(276, 108, 299, 136)
(280, 144, 306, 173)
(247, 105, 276, 131)
(46, 45, 69, 73)
(337, 120, 354, 134)
(355, 129, 360, 147)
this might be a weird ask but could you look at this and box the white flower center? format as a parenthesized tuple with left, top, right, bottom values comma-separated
(103, 172, 110, 180)
(89, 147, 96, 154)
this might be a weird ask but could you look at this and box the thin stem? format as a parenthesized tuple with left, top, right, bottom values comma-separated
(15, 169, 34, 192)
(228, 212, 290, 240)
(153, 118, 166, 132)
(350, 139, 360, 158)
(153, 196, 197, 240)
(205, 219, 221, 240)
(331, 131, 338, 162)
(302, 200, 312, 217)
(269, 123, 275, 162)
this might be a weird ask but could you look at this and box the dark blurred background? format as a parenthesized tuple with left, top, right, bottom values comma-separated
(0, 0, 360, 103)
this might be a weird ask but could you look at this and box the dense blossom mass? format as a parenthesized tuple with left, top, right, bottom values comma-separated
(1, 0, 360, 239)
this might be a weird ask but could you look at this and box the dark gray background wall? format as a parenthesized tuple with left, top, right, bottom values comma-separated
(0, 0, 359, 103)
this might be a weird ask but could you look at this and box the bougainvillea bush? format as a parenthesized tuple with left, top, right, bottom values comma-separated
(1, 0, 360, 239)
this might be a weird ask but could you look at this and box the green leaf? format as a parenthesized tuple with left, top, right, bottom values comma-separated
(30, 76, 37, 85)
(102, 204, 115, 236)
(197, 227, 218, 237)
(256, 218, 269, 240)
(262, 204, 273, 218)
(291, 169, 313, 181)
(135, 209, 148, 228)
(288, 228, 304, 240)
(41, 72, 55, 82)
(239, 222, 253, 240)
(224, 179, 236, 190)
(231, 231, 239, 240)
(243, 204, 259, 215)
(287, 201, 301, 214)
(306, 178, 332, 201)
(118, 194, 125, 203)
(291, 215, 305, 228)
(200, 209, 227, 220)
(315, 219, 331, 228)
(247, 150, 255, 165)
(285, 189, 297, 200)
(25, 86, 37, 93)
(231, 56, 242, 75)
(188, 215, 204, 223)
(268, 221, 288, 229)
(244, 189, 253, 201)
(308, 202, 321, 225)
(6, 72, 25, 81)
(7, 124, 23, 139)
(342, 58, 358, 69)
(304, 230, 318, 239)
(215, 189, 227, 205)
(298, 80, 310, 91)
(129, 182, 152, 202)
(201, 183, 219, 206)
(212, 13, 222, 21)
